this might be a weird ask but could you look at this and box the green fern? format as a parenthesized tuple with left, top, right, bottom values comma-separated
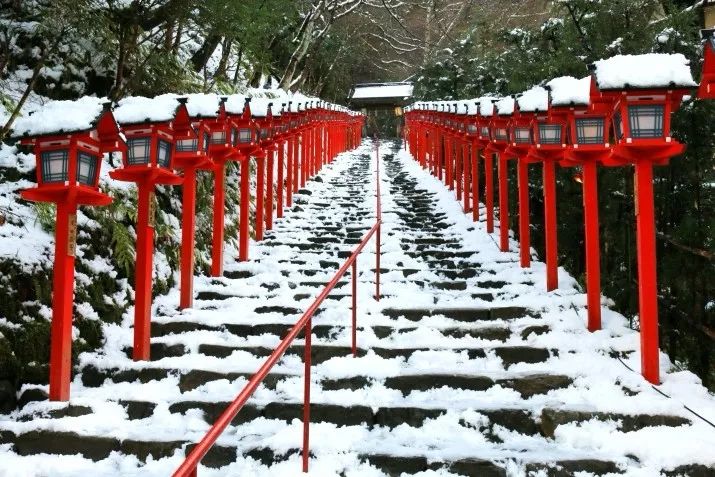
(32, 203, 56, 233)
(111, 222, 135, 277)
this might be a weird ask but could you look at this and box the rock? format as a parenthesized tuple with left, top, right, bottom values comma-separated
(119, 439, 185, 461)
(540, 409, 690, 438)
(525, 459, 620, 476)
(498, 374, 572, 398)
(450, 458, 507, 477)
(14, 430, 119, 461)
(0, 379, 17, 413)
(17, 387, 47, 408)
(119, 400, 156, 420)
(520, 325, 550, 339)
(374, 407, 445, 428)
(360, 454, 428, 476)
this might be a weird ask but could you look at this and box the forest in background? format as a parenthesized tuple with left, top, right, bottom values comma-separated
(0, 0, 712, 393)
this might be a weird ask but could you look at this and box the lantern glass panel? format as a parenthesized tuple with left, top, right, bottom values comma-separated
(76, 152, 97, 186)
(495, 128, 508, 141)
(237, 128, 252, 144)
(127, 137, 151, 165)
(613, 111, 623, 139)
(203, 132, 210, 153)
(41, 150, 69, 183)
(260, 128, 270, 140)
(538, 124, 562, 144)
(211, 130, 226, 145)
(628, 105, 664, 138)
(710, 34, 715, 50)
(157, 139, 171, 168)
(176, 138, 198, 152)
(467, 124, 478, 134)
(480, 126, 490, 138)
(514, 127, 531, 144)
(231, 128, 237, 146)
(575, 118, 605, 144)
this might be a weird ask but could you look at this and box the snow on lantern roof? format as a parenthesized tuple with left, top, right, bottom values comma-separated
(351, 82, 413, 100)
(517, 86, 548, 113)
(251, 97, 274, 118)
(495, 96, 515, 116)
(224, 94, 249, 115)
(184, 93, 221, 118)
(466, 99, 479, 115)
(591, 53, 697, 90)
(113, 94, 183, 125)
(11, 96, 110, 138)
(546, 76, 591, 107)
(478, 97, 497, 116)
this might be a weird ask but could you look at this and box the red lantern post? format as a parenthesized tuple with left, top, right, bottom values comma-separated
(478, 98, 498, 233)
(555, 75, 612, 332)
(226, 96, 262, 263)
(488, 97, 515, 251)
(15, 99, 124, 400)
(110, 99, 186, 361)
(506, 91, 543, 268)
(252, 100, 277, 242)
(698, 29, 715, 99)
(114, 96, 205, 311)
(591, 54, 696, 384)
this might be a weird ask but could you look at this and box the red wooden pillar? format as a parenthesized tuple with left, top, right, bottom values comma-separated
(471, 142, 479, 222)
(277, 141, 285, 218)
(446, 136, 453, 189)
(133, 183, 156, 361)
(582, 161, 601, 331)
(634, 160, 660, 384)
(300, 132, 307, 188)
(210, 162, 226, 276)
(543, 160, 558, 290)
(48, 201, 77, 401)
(463, 142, 470, 213)
(287, 137, 294, 206)
(179, 167, 197, 309)
(437, 132, 444, 181)
(485, 151, 495, 233)
(266, 150, 275, 231)
(497, 153, 508, 248)
(239, 158, 250, 262)
(255, 154, 266, 241)
(293, 134, 300, 193)
(517, 159, 530, 268)
(456, 140, 462, 200)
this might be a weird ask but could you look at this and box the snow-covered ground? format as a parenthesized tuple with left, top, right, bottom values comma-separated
(0, 139, 713, 477)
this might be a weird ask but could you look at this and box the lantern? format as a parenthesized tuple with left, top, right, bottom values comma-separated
(112, 95, 188, 362)
(477, 97, 498, 232)
(490, 96, 515, 252)
(13, 98, 125, 400)
(225, 96, 257, 263)
(552, 75, 611, 332)
(251, 99, 276, 242)
(699, 29, 715, 99)
(591, 53, 696, 384)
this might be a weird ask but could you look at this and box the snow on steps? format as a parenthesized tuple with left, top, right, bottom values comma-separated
(0, 140, 713, 477)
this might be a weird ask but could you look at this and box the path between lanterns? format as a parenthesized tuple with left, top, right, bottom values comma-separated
(0, 139, 713, 476)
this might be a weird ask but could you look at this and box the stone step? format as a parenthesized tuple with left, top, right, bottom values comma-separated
(198, 344, 553, 366)
(383, 306, 536, 321)
(151, 320, 514, 342)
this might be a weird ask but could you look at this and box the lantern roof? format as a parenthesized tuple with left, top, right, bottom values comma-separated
(183, 93, 221, 118)
(546, 76, 591, 106)
(113, 94, 188, 125)
(250, 97, 275, 118)
(495, 96, 515, 116)
(11, 96, 113, 138)
(477, 97, 498, 116)
(591, 53, 697, 90)
(516, 86, 548, 113)
(224, 94, 249, 115)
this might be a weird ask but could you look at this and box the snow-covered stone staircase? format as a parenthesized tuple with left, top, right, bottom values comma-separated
(1, 139, 714, 477)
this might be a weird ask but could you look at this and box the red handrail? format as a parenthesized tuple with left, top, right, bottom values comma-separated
(173, 138, 381, 476)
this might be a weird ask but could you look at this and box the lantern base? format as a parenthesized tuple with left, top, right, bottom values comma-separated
(110, 167, 183, 186)
(605, 141, 685, 167)
(21, 184, 112, 207)
(174, 152, 213, 171)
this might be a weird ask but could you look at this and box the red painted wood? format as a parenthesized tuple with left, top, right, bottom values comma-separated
(180, 167, 197, 309)
(583, 161, 602, 331)
(210, 163, 226, 276)
(543, 160, 558, 289)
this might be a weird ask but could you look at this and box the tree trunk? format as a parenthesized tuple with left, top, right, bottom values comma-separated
(191, 32, 222, 73)
(215, 37, 232, 80)
(279, 7, 318, 89)
(232, 45, 244, 87)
